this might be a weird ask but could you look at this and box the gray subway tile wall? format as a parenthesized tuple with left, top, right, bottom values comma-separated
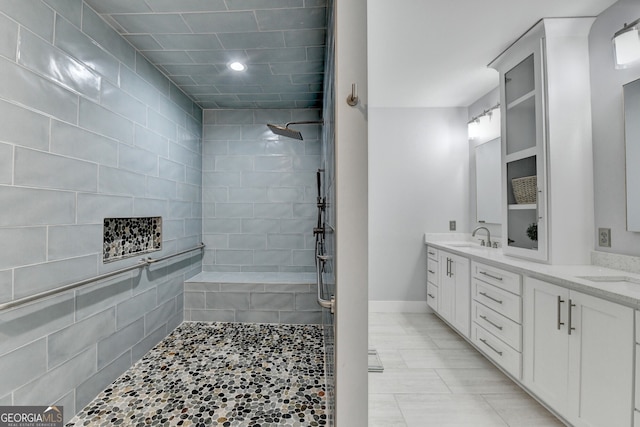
(0, 0, 202, 422)
(184, 273, 321, 324)
(203, 108, 320, 273)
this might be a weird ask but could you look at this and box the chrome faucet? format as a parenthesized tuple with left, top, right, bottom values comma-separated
(472, 226, 492, 247)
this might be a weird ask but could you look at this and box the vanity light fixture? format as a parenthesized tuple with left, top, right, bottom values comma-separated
(468, 118, 480, 140)
(613, 18, 640, 69)
(228, 61, 247, 72)
(468, 103, 500, 142)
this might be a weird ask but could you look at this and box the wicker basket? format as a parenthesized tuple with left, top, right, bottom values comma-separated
(512, 175, 537, 204)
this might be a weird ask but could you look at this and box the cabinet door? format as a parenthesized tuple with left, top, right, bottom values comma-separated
(523, 278, 570, 414)
(451, 254, 470, 338)
(502, 46, 548, 262)
(493, 18, 596, 265)
(438, 253, 455, 324)
(437, 251, 471, 338)
(568, 291, 633, 427)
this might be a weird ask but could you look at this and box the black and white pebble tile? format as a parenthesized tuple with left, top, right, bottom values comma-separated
(67, 322, 327, 427)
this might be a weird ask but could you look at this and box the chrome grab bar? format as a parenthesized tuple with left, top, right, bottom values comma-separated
(0, 243, 205, 312)
(144, 244, 206, 264)
(315, 238, 334, 313)
(315, 262, 334, 312)
(314, 167, 334, 313)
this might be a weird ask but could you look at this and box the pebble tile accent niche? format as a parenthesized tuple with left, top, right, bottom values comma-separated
(103, 217, 162, 262)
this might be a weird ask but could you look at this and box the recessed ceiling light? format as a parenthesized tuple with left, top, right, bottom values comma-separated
(229, 62, 246, 72)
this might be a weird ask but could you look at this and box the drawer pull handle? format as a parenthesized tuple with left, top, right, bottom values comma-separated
(479, 315, 503, 330)
(428, 293, 435, 299)
(428, 269, 435, 274)
(479, 271, 503, 281)
(428, 251, 436, 256)
(479, 338, 503, 356)
(568, 299, 576, 335)
(479, 291, 503, 304)
(557, 296, 565, 330)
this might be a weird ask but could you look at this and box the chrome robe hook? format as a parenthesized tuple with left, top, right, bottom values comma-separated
(346, 83, 359, 106)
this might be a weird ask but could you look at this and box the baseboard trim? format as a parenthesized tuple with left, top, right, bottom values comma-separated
(368, 301, 431, 313)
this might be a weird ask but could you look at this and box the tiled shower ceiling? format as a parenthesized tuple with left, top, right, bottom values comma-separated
(85, 0, 327, 109)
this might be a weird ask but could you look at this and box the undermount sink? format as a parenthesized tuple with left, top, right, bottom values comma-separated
(577, 276, 640, 285)
(446, 242, 478, 248)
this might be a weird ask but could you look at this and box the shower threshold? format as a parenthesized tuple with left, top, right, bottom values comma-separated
(67, 322, 328, 426)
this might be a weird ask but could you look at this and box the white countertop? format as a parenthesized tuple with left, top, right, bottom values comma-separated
(424, 235, 640, 309)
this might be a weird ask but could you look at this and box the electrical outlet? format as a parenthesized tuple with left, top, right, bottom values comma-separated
(598, 228, 611, 247)
(449, 220, 456, 231)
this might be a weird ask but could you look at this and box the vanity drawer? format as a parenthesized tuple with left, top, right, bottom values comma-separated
(427, 258, 438, 284)
(472, 261, 522, 295)
(473, 279, 522, 323)
(472, 323, 522, 380)
(427, 282, 438, 312)
(472, 301, 521, 352)
(427, 246, 439, 261)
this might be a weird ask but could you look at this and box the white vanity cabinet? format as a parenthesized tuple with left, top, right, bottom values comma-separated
(489, 18, 595, 264)
(470, 261, 523, 379)
(438, 250, 470, 338)
(633, 310, 640, 427)
(426, 247, 439, 312)
(524, 277, 634, 427)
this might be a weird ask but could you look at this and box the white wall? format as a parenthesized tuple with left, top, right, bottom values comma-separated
(334, 0, 369, 424)
(590, 0, 640, 256)
(369, 107, 468, 302)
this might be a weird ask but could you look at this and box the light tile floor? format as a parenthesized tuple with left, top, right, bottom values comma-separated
(368, 312, 566, 427)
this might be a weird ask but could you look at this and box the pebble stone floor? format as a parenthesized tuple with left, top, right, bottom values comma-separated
(67, 322, 327, 427)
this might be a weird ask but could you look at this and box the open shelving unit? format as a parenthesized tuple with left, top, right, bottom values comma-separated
(501, 52, 546, 259)
(490, 18, 595, 265)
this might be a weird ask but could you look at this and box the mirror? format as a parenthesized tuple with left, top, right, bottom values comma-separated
(624, 78, 640, 231)
(476, 137, 502, 224)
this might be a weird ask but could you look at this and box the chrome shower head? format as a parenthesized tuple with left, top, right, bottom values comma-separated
(266, 120, 323, 141)
(267, 123, 304, 140)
